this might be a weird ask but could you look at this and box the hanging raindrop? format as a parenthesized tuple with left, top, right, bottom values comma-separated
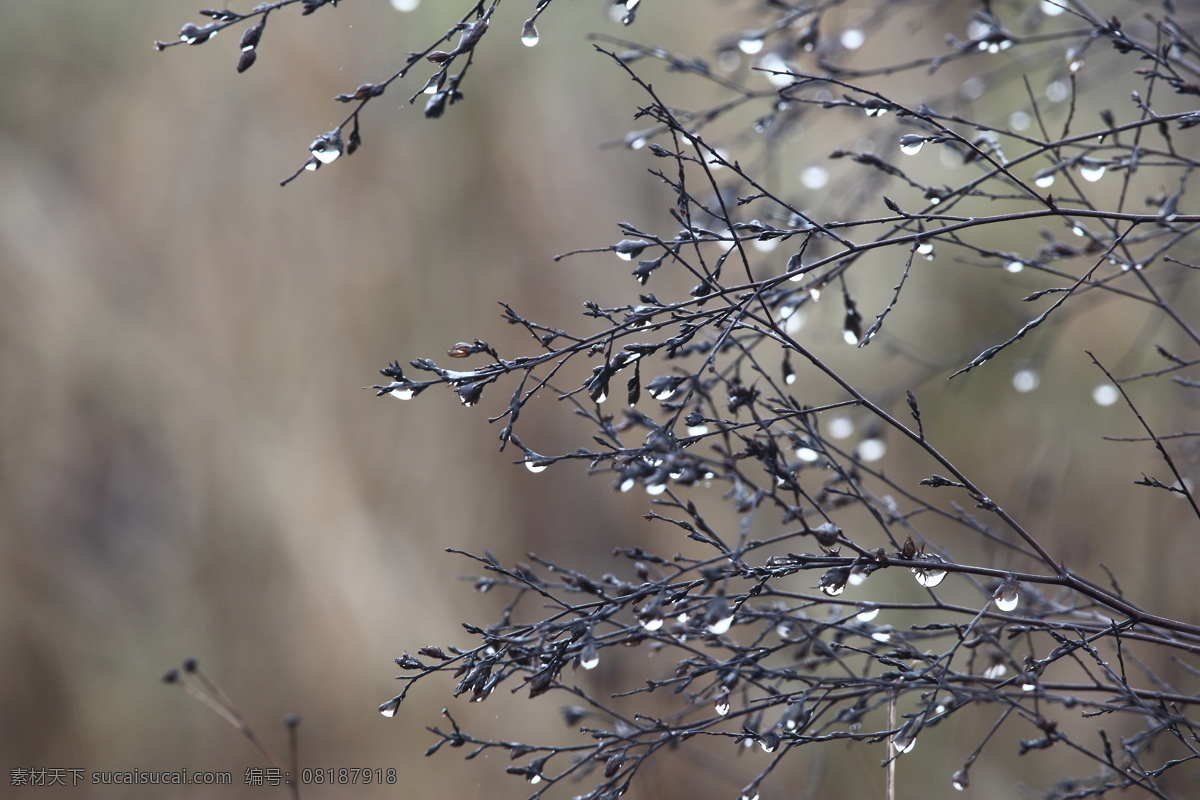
(891, 731, 917, 754)
(899, 135, 925, 155)
(801, 165, 828, 189)
(1093, 383, 1119, 406)
(521, 18, 540, 46)
(856, 604, 879, 622)
(1005, 260, 1024, 273)
(579, 639, 600, 671)
(911, 554, 947, 588)
(857, 437, 886, 462)
(994, 581, 1020, 612)
(378, 697, 402, 718)
(640, 615, 663, 632)
(524, 459, 551, 474)
(818, 567, 850, 597)
(309, 131, 344, 164)
(840, 29, 865, 49)
(1080, 162, 1106, 182)
(707, 609, 735, 635)
(952, 770, 970, 791)
(1012, 368, 1040, 393)
(983, 661, 1007, 680)
(1034, 170, 1055, 188)
(828, 416, 854, 439)
(737, 37, 764, 55)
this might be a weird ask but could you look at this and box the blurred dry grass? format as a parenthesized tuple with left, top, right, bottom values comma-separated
(1, 2, 1199, 799)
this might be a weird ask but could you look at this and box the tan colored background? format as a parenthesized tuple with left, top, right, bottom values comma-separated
(2, 2, 1198, 798)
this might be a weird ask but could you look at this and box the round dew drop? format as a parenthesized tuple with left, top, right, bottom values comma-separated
(1093, 383, 1119, 406)
(737, 37, 764, 55)
(520, 19, 539, 47)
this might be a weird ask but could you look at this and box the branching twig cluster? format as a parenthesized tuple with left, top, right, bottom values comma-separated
(160, 1, 1200, 797)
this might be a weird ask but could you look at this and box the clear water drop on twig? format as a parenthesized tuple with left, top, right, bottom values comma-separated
(521, 18, 539, 47)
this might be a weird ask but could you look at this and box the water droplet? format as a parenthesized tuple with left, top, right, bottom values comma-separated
(795, 446, 819, 462)
(645, 481, 667, 496)
(707, 615, 735, 635)
(521, 18, 539, 46)
(808, 287, 821, 302)
(524, 460, 550, 474)
(619, 477, 635, 493)
(818, 567, 849, 597)
(421, 72, 444, 95)
(899, 135, 925, 155)
(842, 329, 859, 345)
(1012, 368, 1040, 393)
(1009, 110, 1032, 131)
(390, 387, 416, 400)
(871, 630, 892, 643)
(828, 416, 854, 439)
(917, 241, 934, 256)
(911, 554, 947, 588)
(994, 582, 1020, 612)
(961, 76, 986, 100)
(952, 770, 970, 791)
(737, 37, 764, 55)
(686, 424, 709, 436)
(715, 696, 731, 715)
(840, 29, 865, 50)
(579, 638, 600, 670)
(741, 793, 761, 800)
(983, 662, 1007, 680)
(856, 437, 886, 462)
(753, 237, 777, 253)
(1021, 682, 1037, 692)
(1005, 260, 1024, 273)
(1040, 0, 1064, 15)
(891, 732, 917, 754)
(1080, 162, 1106, 182)
(1034, 170, 1055, 188)
(1093, 383, 1119, 406)
(758, 51, 792, 88)
(640, 616, 663, 632)
(1045, 79, 1069, 102)
(800, 165, 828, 189)
(379, 698, 402, 717)
(856, 605, 879, 622)
(390, 0, 418, 9)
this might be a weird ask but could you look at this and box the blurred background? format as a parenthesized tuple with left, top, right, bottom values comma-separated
(2, 1, 1198, 798)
